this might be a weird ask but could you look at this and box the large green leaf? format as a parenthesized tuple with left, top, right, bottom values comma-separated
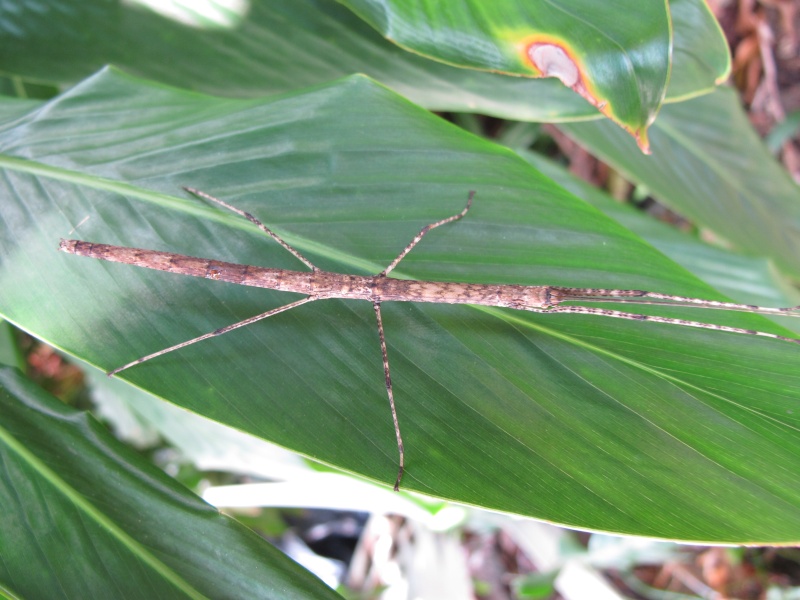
(0, 0, 723, 126)
(3, 69, 800, 542)
(340, 0, 670, 147)
(0, 367, 340, 599)
(558, 87, 800, 279)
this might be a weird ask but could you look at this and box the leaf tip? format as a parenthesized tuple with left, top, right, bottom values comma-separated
(633, 127, 651, 154)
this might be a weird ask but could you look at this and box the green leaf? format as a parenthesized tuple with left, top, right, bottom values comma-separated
(340, 0, 670, 147)
(0, 321, 24, 370)
(0, 0, 722, 127)
(3, 69, 800, 542)
(521, 152, 800, 313)
(667, 0, 730, 100)
(0, 367, 340, 599)
(766, 110, 800, 153)
(558, 86, 800, 279)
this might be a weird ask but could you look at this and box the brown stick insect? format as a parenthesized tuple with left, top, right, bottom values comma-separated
(60, 188, 800, 490)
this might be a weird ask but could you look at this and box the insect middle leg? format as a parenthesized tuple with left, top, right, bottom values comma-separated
(373, 192, 475, 490)
(373, 301, 404, 491)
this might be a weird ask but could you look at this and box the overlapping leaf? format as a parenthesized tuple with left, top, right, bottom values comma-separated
(559, 87, 800, 279)
(0, 0, 725, 129)
(2, 70, 800, 542)
(0, 368, 339, 598)
(341, 0, 670, 147)
(522, 152, 800, 313)
(668, 0, 730, 99)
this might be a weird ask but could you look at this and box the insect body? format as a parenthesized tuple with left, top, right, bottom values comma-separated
(59, 188, 800, 490)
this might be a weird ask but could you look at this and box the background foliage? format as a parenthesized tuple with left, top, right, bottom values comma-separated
(2, 0, 800, 597)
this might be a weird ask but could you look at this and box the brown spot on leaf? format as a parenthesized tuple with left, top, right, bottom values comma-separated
(523, 39, 651, 153)
(526, 42, 606, 112)
(528, 43, 580, 87)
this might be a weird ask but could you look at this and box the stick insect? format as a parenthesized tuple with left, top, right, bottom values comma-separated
(60, 188, 800, 490)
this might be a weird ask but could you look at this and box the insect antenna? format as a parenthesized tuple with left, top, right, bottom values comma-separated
(552, 287, 800, 318)
(540, 304, 800, 344)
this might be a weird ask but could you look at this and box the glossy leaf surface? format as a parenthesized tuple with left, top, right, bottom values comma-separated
(3, 70, 800, 542)
(0, 0, 724, 126)
(341, 0, 670, 147)
(0, 368, 339, 598)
